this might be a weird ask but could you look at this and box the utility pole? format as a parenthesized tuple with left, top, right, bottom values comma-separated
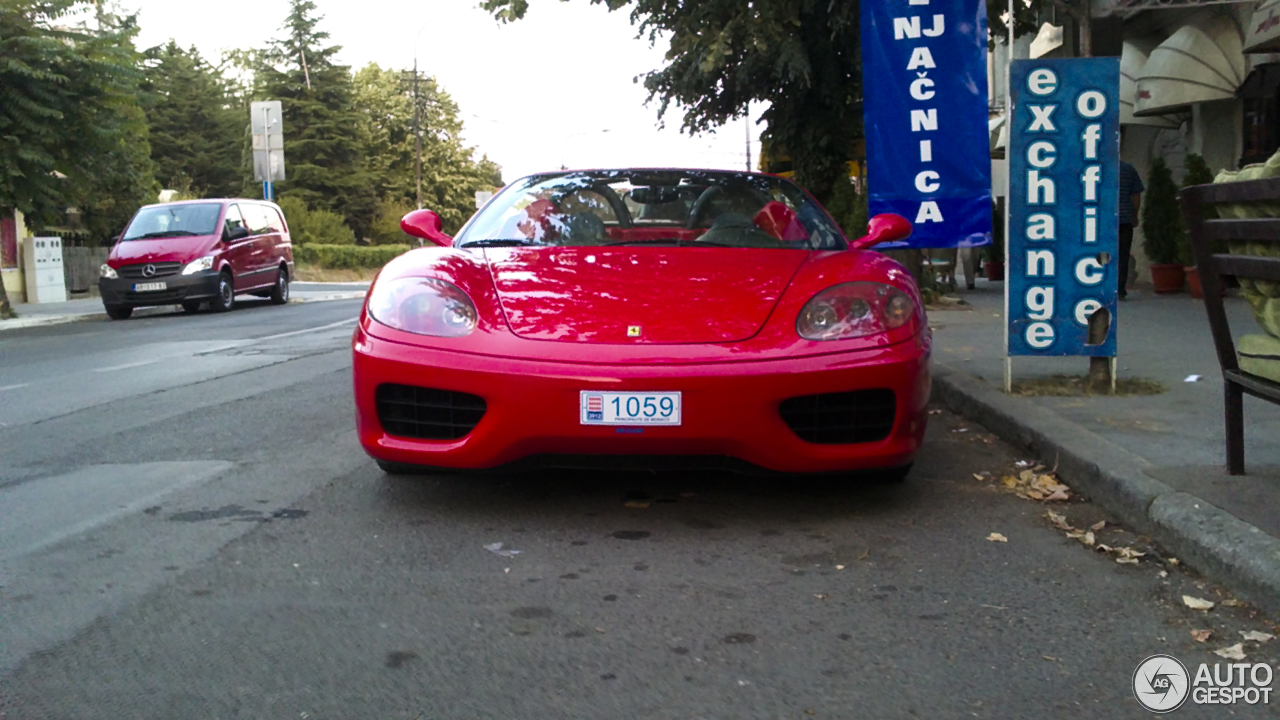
(745, 113, 752, 172)
(414, 60, 423, 210)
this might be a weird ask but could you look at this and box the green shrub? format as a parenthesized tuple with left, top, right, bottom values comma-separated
(1141, 157, 1186, 265)
(294, 243, 410, 269)
(825, 176, 868, 241)
(277, 195, 356, 245)
(369, 197, 415, 246)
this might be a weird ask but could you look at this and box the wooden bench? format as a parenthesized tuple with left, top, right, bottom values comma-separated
(1180, 177, 1280, 474)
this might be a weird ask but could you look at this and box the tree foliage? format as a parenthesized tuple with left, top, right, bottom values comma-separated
(483, 0, 1047, 204)
(0, 0, 156, 232)
(1141, 157, 1185, 266)
(352, 64, 503, 235)
(140, 42, 244, 197)
(250, 0, 376, 238)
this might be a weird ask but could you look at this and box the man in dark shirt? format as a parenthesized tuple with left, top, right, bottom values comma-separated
(1118, 160, 1145, 299)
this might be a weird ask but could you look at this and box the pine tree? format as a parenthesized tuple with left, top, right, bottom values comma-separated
(1141, 157, 1186, 266)
(251, 0, 376, 238)
(141, 42, 244, 197)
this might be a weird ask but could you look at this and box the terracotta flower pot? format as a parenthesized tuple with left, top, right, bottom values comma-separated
(983, 260, 1004, 282)
(1186, 265, 1203, 299)
(1150, 263, 1186, 294)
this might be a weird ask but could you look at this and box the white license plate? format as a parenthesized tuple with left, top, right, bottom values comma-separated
(580, 391, 681, 426)
(132, 282, 167, 292)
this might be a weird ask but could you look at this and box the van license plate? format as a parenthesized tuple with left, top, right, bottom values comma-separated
(133, 282, 167, 292)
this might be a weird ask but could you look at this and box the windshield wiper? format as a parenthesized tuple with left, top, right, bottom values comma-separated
(458, 239, 541, 248)
(604, 239, 681, 246)
(129, 230, 200, 239)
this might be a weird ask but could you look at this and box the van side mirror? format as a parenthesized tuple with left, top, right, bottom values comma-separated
(226, 225, 250, 242)
(401, 209, 453, 247)
(849, 213, 912, 250)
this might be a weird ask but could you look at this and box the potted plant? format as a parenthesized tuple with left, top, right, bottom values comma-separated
(1142, 157, 1186, 293)
(984, 198, 1005, 281)
(1181, 154, 1216, 298)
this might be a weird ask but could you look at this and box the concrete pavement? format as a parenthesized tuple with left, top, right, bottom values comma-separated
(0, 281, 368, 332)
(931, 281, 1280, 614)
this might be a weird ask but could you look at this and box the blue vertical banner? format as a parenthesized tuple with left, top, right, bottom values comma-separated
(1007, 58, 1120, 357)
(861, 0, 992, 249)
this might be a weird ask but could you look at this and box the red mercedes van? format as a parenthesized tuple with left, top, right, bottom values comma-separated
(98, 199, 294, 320)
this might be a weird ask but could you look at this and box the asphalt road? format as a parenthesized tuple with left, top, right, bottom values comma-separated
(1, 299, 1277, 719)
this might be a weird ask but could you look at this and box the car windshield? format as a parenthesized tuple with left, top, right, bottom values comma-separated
(121, 203, 222, 241)
(456, 170, 845, 250)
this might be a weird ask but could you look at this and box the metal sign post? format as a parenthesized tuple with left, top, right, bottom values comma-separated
(251, 101, 286, 199)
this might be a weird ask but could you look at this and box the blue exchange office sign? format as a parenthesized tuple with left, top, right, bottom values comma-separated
(1007, 58, 1120, 357)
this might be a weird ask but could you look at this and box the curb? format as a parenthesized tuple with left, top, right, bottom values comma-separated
(932, 361, 1280, 615)
(0, 292, 366, 333)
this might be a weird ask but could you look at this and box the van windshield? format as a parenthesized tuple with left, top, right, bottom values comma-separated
(122, 203, 222, 241)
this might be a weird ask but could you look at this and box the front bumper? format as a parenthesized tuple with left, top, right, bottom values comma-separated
(99, 271, 220, 308)
(353, 327, 931, 474)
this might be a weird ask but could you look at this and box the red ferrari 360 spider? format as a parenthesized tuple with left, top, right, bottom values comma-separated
(352, 169, 930, 479)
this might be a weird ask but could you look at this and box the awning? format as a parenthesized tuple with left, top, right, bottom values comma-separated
(1245, 0, 1280, 53)
(1029, 23, 1064, 59)
(1134, 15, 1246, 116)
(1239, 62, 1280, 98)
(989, 115, 1006, 152)
(1121, 41, 1181, 127)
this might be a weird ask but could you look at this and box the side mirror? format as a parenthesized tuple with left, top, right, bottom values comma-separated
(849, 213, 912, 250)
(226, 225, 250, 242)
(401, 209, 453, 247)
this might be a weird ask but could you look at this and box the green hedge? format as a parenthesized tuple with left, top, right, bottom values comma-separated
(295, 244, 410, 269)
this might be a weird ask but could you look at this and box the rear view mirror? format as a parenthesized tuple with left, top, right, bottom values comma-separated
(401, 209, 453, 247)
(226, 226, 250, 241)
(849, 213, 912, 250)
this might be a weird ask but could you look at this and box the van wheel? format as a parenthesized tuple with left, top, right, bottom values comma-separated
(181, 301, 201, 314)
(105, 306, 132, 320)
(377, 460, 430, 476)
(210, 271, 234, 312)
(270, 266, 290, 305)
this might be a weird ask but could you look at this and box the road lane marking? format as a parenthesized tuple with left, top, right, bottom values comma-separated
(92, 359, 162, 373)
(195, 317, 358, 356)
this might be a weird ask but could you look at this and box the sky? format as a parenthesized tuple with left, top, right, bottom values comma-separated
(127, 0, 763, 183)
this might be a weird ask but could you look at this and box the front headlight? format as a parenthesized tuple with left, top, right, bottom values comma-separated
(797, 282, 916, 341)
(100, 263, 118, 279)
(181, 255, 215, 275)
(368, 277, 478, 338)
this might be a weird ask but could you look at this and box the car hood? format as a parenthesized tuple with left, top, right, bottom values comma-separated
(484, 247, 809, 344)
(109, 235, 218, 265)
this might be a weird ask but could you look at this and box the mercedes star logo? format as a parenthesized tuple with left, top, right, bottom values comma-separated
(142, 264, 156, 277)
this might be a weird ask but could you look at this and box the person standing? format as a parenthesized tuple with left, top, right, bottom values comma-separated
(1118, 160, 1145, 300)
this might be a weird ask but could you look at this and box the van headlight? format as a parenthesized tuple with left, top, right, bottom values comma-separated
(100, 264, 118, 279)
(181, 256, 215, 275)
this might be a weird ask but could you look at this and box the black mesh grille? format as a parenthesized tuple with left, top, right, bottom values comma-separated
(120, 262, 182, 279)
(779, 389, 897, 445)
(376, 384, 487, 440)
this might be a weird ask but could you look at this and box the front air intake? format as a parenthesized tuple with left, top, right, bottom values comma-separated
(779, 389, 896, 444)
(375, 384, 486, 440)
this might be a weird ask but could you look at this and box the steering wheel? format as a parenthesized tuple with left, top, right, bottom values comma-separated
(686, 185, 728, 229)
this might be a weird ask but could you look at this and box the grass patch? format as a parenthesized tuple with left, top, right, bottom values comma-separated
(1011, 374, 1165, 397)
(294, 264, 380, 283)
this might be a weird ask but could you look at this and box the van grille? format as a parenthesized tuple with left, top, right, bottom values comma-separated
(375, 384, 487, 440)
(120, 262, 182, 279)
(779, 389, 897, 444)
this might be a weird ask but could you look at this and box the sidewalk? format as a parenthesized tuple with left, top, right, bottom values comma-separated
(931, 280, 1280, 612)
(0, 282, 367, 332)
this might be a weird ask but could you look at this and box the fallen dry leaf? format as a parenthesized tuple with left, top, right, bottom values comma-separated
(1083, 531, 1096, 547)
(1214, 643, 1247, 661)
(814, 593, 828, 600)
(1090, 520, 1106, 531)
(1191, 629, 1213, 643)
(1241, 630, 1274, 642)
(1220, 598, 1242, 607)
(1158, 570, 1169, 578)
(1046, 510, 1072, 530)
(835, 565, 846, 570)
(987, 533, 1008, 543)
(1000, 476, 1018, 489)
(928, 409, 942, 415)
(624, 501, 651, 509)
(1183, 596, 1216, 611)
